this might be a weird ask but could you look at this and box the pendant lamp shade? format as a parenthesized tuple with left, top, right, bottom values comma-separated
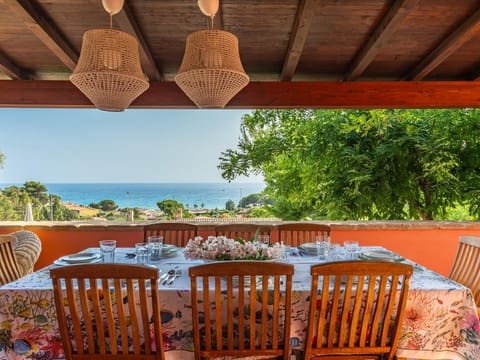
(70, 28, 149, 112)
(175, 29, 249, 108)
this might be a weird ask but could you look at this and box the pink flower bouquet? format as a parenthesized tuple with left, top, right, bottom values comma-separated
(184, 236, 285, 261)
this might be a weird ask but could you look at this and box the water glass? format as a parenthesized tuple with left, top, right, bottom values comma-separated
(148, 236, 163, 261)
(329, 244, 343, 261)
(344, 240, 360, 259)
(99, 239, 116, 263)
(316, 235, 331, 260)
(280, 246, 291, 262)
(136, 242, 151, 264)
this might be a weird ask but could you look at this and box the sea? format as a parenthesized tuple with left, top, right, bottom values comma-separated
(0, 183, 265, 210)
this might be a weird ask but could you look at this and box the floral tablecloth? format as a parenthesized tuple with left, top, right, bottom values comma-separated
(0, 247, 478, 360)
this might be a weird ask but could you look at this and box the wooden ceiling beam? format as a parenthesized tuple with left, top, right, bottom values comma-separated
(3, 0, 78, 70)
(0, 51, 29, 80)
(1, 80, 480, 109)
(407, 7, 480, 81)
(344, 0, 420, 81)
(280, 0, 319, 81)
(113, 3, 162, 81)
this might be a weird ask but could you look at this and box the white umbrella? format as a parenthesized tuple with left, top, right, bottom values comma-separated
(24, 202, 34, 222)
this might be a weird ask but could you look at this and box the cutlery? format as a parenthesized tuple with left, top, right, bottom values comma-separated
(167, 268, 182, 285)
(161, 269, 176, 285)
(159, 271, 170, 281)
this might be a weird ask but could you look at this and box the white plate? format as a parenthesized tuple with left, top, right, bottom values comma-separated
(162, 247, 180, 257)
(359, 250, 404, 262)
(298, 242, 318, 255)
(60, 252, 101, 264)
(54, 257, 102, 266)
(299, 242, 317, 250)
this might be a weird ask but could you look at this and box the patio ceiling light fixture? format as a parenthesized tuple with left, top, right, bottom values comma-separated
(175, 0, 250, 108)
(70, 0, 149, 112)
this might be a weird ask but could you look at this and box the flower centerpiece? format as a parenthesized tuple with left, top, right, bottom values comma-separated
(184, 235, 285, 261)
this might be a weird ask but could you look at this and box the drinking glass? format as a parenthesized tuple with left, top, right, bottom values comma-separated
(136, 242, 151, 264)
(329, 244, 343, 261)
(148, 236, 163, 261)
(99, 239, 116, 263)
(316, 235, 330, 260)
(344, 240, 360, 259)
(280, 246, 291, 262)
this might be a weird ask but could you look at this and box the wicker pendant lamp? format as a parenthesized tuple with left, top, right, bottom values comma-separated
(70, 0, 149, 112)
(175, 0, 249, 108)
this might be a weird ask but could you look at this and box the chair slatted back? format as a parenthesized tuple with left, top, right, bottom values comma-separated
(0, 235, 22, 285)
(304, 261, 412, 360)
(144, 222, 197, 247)
(50, 264, 164, 360)
(189, 261, 294, 360)
(450, 236, 480, 309)
(277, 223, 331, 247)
(214, 223, 273, 241)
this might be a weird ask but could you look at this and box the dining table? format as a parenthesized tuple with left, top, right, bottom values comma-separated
(0, 245, 479, 360)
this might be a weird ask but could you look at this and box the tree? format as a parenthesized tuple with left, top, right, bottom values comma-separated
(157, 199, 184, 220)
(99, 199, 118, 212)
(89, 202, 100, 209)
(225, 199, 236, 211)
(238, 193, 273, 208)
(219, 109, 480, 220)
(1, 182, 79, 221)
(0, 194, 16, 220)
(23, 181, 48, 204)
(41, 195, 79, 221)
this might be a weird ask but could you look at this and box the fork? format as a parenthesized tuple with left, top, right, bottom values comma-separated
(162, 266, 179, 285)
(167, 268, 182, 285)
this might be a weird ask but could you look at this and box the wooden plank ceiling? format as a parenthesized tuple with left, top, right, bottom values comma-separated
(1, 0, 480, 109)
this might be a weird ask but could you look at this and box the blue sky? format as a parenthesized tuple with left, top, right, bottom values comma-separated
(0, 108, 263, 183)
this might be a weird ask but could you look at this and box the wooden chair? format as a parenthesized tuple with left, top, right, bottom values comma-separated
(214, 223, 273, 241)
(143, 222, 197, 247)
(304, 261, 413, 360)
(0, 235, 22, 286)
(50, 264, 164, 360)
(449, 235, 480, 316)
(189, 261, 294, 360)
(277, 222, 331, 247)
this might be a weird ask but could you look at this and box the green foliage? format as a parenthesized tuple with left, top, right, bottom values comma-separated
(182, 209, 193, 218)
(238, 193, 273, 208)
(219, 109, 480, 220)
(225, 199, 236, 211)
(89, 202, 100, 209)
(0, 182, 79, 221)
(157, 199, 184, 220)
(89, 199, 118, 212)
(41, 195, 79, 221)
(23, 181, 48, 204)
(0, 194, 16, 220)
(248, 206, 275, 218)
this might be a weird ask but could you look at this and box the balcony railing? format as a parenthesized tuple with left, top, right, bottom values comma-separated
(1, 220, 480, 276)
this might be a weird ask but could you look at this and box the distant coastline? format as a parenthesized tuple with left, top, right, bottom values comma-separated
(0, 182, 265, 210)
